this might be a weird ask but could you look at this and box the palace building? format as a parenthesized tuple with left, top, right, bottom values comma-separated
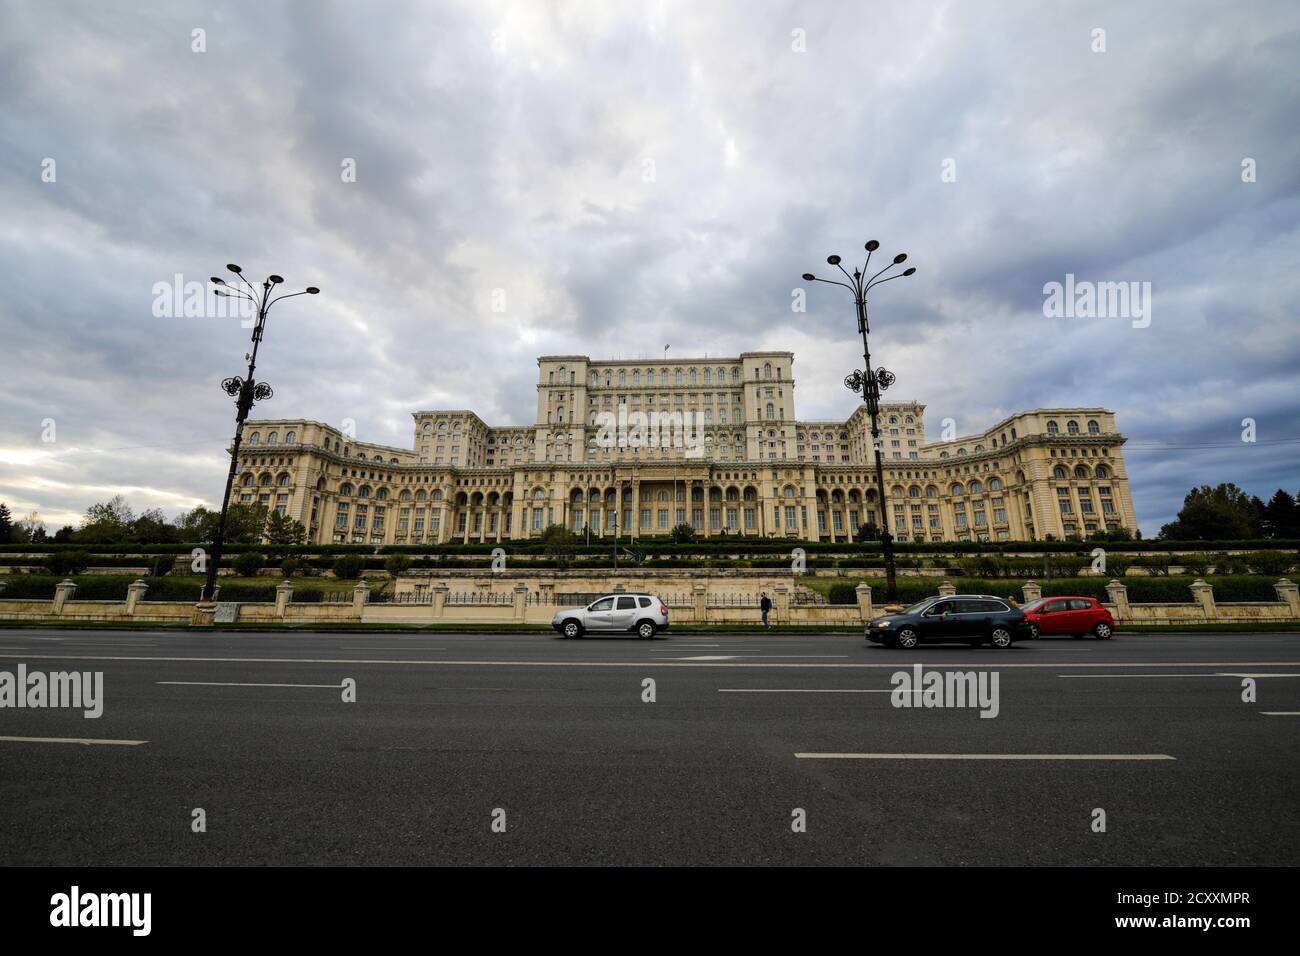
(232, 351, 1137, 544)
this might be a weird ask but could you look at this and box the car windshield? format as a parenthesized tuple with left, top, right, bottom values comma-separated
(900, 599, 937, 615)
(1019, 598, 1047, 612)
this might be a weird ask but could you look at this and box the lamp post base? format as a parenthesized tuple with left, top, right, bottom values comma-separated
(191, 601, 218, 628)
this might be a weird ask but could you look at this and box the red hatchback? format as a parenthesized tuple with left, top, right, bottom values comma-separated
(1020, 596, 1115, 640)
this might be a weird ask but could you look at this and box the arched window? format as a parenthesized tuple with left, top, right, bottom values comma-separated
(1067, 420, 1080, 434)
(266, 431, 278, 444)
(339, 483, 354, 496)
(675, 369, 683, 385)
(1087, 420, 1100, 434)
(247, 432, 260, 444)
(689, 368, 697, 385)
(763, 363, 772, 380)
(765, 403, 775, 420)
(1052, 466, 1067, 480)
(358, 485, 372, 498)
(1074, 465, 1089, 479)
(703, 368, 711, 384)
(989, 478, 1003, 491)
(618, 370, 626, 386)
(950, 482, 964, 496)
(1095, 464, 1110, 479)
(1046, 420, 1059, 434)
(969, 480, 983, 495)
(925, 485, 938, 498)
(284, 430, 296, 443)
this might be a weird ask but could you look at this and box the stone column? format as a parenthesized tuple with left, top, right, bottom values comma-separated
(693, 583, 707, 624)
(773, 583, 789, 623)
(855, 582, 873, 623)
(125, 579, 149, 616)
(938, 580, 956, 597)
(352, 580, 370, 616)
(431, 583, 449, 618)
(1021, 580, 1042, 604)
(53, 579, 77, 616)
(1105, 579, 1130, 619)
(1274, 578, 1299, 616)
(1189, 579, 1216, 621)
(275, 580, 294, 618)
(513, 582, 528, 621)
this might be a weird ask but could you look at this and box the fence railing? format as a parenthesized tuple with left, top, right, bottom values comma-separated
(446, 591, 513, 606)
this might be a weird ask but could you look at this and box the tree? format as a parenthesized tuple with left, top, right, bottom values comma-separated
(669, 522, 696, 544)
(173, 506, 219, 542)
(264, 510, 307, 546)
(225, 502, 270, 543)
(539, 523, 578, 567)
(855, 522, 880, 542)
(1159, 483, 1263, 540)
(1261, 489, 1299, 539)
(131, 508, 179, 544)
(76, 495, 136, 542)
(15, 511, 46, 542)
(0, 502, 12, 542)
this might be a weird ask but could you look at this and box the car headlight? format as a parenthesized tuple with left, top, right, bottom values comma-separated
(875, 620, 891, 628)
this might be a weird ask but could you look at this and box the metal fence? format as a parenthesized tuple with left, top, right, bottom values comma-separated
(446, 591, 514, 606)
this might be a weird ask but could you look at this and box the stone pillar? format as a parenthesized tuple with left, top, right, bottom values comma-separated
(513, 582, 528, 621)
(1274, 578, 1299, 616)
(275, 580, 294, 618)
(125, 579, 149, 616)
(191, 601, 217, 627)
(1021, 580, 1042, 604)
(938, 580, 956, 597)
(855, 582, 873, 623)
(431, 583, 449, 618)
(692, 583, 707, 624)
(352, 580, 370, 616)
(773, 583, 789, 623)
(1105, 579, 1130, 619)
(1189, 579, 1215, 621)
(52, 579, 77, 616)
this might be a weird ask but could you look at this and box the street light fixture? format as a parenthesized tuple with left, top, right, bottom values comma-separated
(802, 239, 917, 601)
(200, 264, 320, 602)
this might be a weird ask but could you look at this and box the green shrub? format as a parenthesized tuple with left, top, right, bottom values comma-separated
(1245, 551, 1295, 577)
(332, 555, 365, 580)
(384, 554, 411, 577)
(42, 550, 90, 576)
(232, 551, 265, 577)
(280, 557, 303, 577)
(149, 555, 175, 577)
(827, 583, 859, 605)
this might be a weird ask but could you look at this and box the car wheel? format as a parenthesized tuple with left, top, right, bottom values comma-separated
(896, 628, 920, 649)
(1094, 622, 1113, 640)
(636, 620, 656, 640)
(1028, 623, 1040, 639)
(989, 627, 1013, 648)
(562, 620, 583, 639)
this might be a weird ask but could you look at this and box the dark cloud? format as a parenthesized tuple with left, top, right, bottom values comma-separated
(1, 0, 1297, 534)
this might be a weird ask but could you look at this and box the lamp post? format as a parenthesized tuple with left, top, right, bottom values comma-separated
(802, 240, 916, 601)
(200, 264, 320, 602)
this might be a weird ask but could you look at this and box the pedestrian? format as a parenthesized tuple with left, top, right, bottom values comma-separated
(1006, 594, 1019, 607)
(759, 591, 772, 629)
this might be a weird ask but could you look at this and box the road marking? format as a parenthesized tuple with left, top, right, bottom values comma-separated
(2, 654, 1300, 670)
(719, 688, 916, 694)
(1060, 671, 1300, 679)
(1260, 711, 1300, 716)
(795, 752, 1176, 761)
(1216, 673, 1300, 678)
(0, 735, 147, 746)
(669, 655, 739, 661)
(156, 681, 343, 689)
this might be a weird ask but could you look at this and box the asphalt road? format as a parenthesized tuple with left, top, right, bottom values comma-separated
(0, 627, 1297, 865)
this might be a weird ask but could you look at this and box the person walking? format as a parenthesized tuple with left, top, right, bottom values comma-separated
(759, 591, 772, 629)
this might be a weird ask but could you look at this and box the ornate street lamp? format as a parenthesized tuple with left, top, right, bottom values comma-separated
(802, 239, 916, 601)
(200, 264, 319, 602)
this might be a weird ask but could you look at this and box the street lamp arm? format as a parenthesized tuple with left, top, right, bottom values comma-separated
(807, 275, 857, 294)
(266, 289, 317, 310)
(865, 270, 913, 293)
(867, 262, 899, 287)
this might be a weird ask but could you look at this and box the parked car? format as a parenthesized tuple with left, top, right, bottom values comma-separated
(865, 595, 1032, 649)
(1019, 596, 1115, 639)
(552, 593, 669, 639)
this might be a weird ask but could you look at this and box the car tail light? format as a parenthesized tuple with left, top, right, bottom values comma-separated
(660, 605, 668, 615)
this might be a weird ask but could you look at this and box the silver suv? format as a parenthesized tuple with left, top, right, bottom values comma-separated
(552, 594, 669, 639)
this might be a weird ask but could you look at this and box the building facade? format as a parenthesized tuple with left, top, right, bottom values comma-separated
(232, 351, 1137, 545)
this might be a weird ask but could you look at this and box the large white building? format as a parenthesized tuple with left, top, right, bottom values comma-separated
(233, 351, 1138, 544)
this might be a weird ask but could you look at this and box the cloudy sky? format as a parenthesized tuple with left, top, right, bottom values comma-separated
(1, 0, 1297, 536)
